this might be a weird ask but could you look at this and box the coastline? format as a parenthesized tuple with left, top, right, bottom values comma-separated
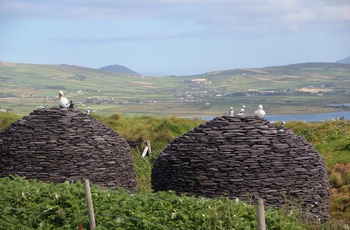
(199, 110, 350, 122)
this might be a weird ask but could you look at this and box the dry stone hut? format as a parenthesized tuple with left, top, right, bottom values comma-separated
(152, 116, 330, 221)
(0, 108, 137, 193)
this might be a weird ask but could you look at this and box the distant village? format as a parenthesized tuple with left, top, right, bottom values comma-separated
(1, 63, 349, 114)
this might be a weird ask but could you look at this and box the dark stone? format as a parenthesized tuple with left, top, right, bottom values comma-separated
(0, 108, 137, 193)
(151, 115, 329, 221)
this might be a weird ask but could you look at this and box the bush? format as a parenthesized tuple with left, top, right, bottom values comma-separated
(0, 112, 22, 130)
(0, 176, 319, 230)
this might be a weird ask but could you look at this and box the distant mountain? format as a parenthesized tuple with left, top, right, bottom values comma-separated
(335, 56, 350, 64)
(99, 64, 139, 75)
(204, 62, 350, 77)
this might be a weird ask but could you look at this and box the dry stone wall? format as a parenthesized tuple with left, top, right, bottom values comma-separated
(0, 108, 137, 193)
(152, 116, 330, 221)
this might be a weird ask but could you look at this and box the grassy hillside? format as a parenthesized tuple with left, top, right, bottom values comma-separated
(1, 62, 350, 117)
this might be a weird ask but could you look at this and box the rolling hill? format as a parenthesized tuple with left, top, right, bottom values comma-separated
(0, 61, 350, 117)
(336, 56, 350, 64)
(99, 64, 140, 75)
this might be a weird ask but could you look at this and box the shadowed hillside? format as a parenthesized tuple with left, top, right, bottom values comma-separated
(99, 64, 140, 75)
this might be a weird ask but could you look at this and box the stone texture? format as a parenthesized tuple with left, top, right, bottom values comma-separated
(151, 116, 329, 221)
(0, 108, 137, 193)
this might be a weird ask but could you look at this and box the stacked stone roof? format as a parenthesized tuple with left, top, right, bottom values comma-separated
(151, 115, 330, 221)
(0, 108, 137, 193)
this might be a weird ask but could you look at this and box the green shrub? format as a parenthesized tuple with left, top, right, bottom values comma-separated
(0, 112, 22, 130)
(0, 176, 322, 229)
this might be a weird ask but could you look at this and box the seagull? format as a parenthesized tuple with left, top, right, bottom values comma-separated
(238, 105, 245, 115)
(86, 107, 91, 115)
(58, 90, 69, 109)
(277, 121, 286, 132)
(229, 107, 234, 116)
(255, 105, 265, 118)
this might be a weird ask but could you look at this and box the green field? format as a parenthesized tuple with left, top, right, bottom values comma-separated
(1, 62, 350, 117)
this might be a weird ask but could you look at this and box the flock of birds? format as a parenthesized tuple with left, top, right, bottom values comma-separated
(58, 90, 266, 118)
(229, 104, 286, 131)
(229, 104, 266, 118)
(58, 90, 285, 131)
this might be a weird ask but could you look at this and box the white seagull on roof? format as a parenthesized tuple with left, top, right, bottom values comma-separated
(229, 107, 234, 116)
(238, 105, 245, 115)
(58, 90, 69, 109)
(255, 105, 265, 118)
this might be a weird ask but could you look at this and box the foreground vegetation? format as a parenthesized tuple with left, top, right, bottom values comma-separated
(0, 112, 350, 228)
(1, 176, 319, 230)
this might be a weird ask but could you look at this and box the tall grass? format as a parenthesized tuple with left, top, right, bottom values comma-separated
(285, 120, 350, 168)
(93, 113, 204, 152)
(0, 112, 22, 130)
(0, 176, 328, 229)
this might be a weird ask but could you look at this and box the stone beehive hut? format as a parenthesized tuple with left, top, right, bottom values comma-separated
(152, 116, 330, 220)
(0, 108, 137, 193)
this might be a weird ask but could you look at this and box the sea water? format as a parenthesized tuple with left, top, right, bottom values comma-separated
(200, 111, 350, 122)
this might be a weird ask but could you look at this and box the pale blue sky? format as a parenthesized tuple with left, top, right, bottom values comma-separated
(1, 0, 349, 75)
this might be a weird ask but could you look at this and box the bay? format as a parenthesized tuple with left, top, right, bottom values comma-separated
(200, 111, 350, 122)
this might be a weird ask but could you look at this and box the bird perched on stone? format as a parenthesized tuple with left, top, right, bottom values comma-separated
(238, 105, 245, 115)
(86, 107, 91, 115)
(58, 90, 69, 109)
(69, 100, 74, 110)
(255, 105, 265, 118)
(277, 121, 286, 132)
(229, 107, 234, 116)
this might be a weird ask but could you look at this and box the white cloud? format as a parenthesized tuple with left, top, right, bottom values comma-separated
(47, 32, 184, 44)
(1, 0, 349, 37)
(322, 4, 350, 21)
